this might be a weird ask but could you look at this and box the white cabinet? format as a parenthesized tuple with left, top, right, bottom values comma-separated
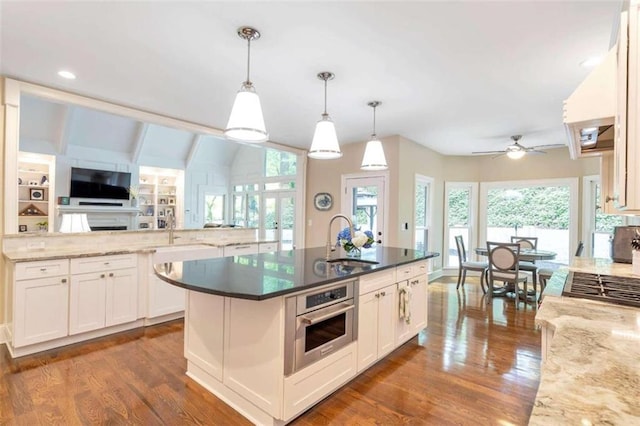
(396, 261, 429, 346)
(69, 254, 138, 335)
(259, 242, 279, 253)
(614, 2, 640, 211)
(13, 266, 69, 347)
(357, 269, 398, 372)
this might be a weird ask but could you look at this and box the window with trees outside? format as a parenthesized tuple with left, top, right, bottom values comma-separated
(204, 194, 225, 224)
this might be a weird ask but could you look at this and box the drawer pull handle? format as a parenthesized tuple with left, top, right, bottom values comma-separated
(109, 273, 114, 277)
(61, 278, 67, 284)
(104, 262, 110, 265)
(40, 268, 47, 272)
(100, 274, 106, 278)
(375, 293, 380, 298)
(380, 291, 386, 297)
(235, 245, 251, 250)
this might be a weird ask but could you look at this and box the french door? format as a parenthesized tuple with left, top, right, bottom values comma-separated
(263, 192, 296, 250)
(342, 174, 387, 246)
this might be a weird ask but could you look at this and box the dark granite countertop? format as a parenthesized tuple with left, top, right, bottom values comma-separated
(154, 246, 439, 300)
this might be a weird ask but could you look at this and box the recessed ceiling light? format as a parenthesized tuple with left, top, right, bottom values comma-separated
(57, 70, 76, 80)
(579, 56, 603, 68)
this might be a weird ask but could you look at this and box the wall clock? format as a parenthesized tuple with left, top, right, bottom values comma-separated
(314, 192, 333, 210)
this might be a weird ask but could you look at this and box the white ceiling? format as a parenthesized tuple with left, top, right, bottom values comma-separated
(0, 1, 623, 156)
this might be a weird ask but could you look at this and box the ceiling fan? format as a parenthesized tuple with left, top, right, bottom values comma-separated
(472, 135, 565, 159)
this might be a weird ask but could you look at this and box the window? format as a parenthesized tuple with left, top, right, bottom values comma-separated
(414, 175, 433, 252)
(444, 182, 478, 268)
(204, 194, 225, 224)
(480, 179, 578, 264)
(265, 149, 297, 177)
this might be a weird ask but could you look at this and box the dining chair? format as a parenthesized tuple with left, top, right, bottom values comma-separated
(510, 236, 539, 299)
(454, 235, 488, 293)
(486, 241, 530, 309)
(538, 241, 584, 294)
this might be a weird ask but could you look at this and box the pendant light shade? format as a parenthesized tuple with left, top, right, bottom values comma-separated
(308, 72, 342, 159)
(59, 213, 91, 233)
(224, 27, 268, 143)
(361, 101, 388, 170)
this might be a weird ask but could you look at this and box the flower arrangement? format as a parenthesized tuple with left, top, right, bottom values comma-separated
(128, 185, 139, 199)
(337, 227, 375, 253)
(632, 230, 640, 251)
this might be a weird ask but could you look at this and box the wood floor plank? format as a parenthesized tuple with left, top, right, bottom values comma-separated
(0, 277, 541, 425)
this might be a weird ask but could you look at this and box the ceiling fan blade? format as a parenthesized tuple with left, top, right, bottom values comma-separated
(491, 152, 507, 159)
(527, 150, 547, 155)
(528, 144, 565, 150)
(471, 150, 506, 155)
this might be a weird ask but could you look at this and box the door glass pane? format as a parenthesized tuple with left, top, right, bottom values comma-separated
(351, 186, 378, 233)
(247, 194, 260, 228)
(447, 188, 470, 267)
(486, 186, 571, 263)
(264, 197, 276, 241)
(594, 183, 623, 257)
(415, 182, 430, 251)
(233, 195, 246, 227)
(280, 196, 295, 250)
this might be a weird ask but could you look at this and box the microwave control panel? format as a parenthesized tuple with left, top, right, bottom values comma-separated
(306, 286, 348, 309)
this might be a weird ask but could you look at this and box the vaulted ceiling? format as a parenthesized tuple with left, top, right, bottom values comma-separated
(1, 1, 623, 156)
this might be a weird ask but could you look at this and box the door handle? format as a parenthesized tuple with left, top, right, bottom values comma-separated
(300, 303, 354, 325)
(377, 240, 382, 244)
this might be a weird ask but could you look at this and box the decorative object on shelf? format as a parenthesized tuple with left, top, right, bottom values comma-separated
(128, 185, 139, 207)
(57, 196, 70, 205)
(314, 192, 333, 211)
(19, 225, 27, 232)
(36, 221, 48, 232)
(40, 175, 49, 185)
(159, 198, 167, 205)
(28, 180, 39, 186)
(19, 204, 46, 216)
(632, 230, 640, 275)
(146, 207, 154, 216)
(139, 223, 149, 229)
(165, 208, 174, 217)
(308, 71, 342, 159)
(361, 101, 388, 171)
(337, 226, 375, 256)
(158, 210, 165, 217)
(29, 188, 44, 201)
(168, 198, 175, 205)
(18, 177, 22, 185)
(225, 26, 268, 143)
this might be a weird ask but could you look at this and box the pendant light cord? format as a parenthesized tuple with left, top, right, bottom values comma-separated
(372, 105, 377, 137)
(246, 38, 252, 84)
(323, 78, 328, 115)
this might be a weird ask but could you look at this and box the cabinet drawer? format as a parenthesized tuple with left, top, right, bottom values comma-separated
(258, 242, 278, 253)
(71, 254, 137, 274)
(411, 261, 428, 277)
(397, 261, 429, 280)
(15, 259, 70, 280)
(359, 268, 396, 295)
(224, 244, 258, 256)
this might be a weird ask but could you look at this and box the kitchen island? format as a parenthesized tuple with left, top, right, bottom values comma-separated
(531, 259, 640, 425)
(155, 246, 438, 425)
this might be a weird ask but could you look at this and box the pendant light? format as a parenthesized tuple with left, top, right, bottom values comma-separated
(225, 27, 268, 143)
(308, 72, 342, 159)
(361, 101, 388, 170)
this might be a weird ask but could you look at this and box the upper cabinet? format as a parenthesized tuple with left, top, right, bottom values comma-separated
(614, 2, 640, 211)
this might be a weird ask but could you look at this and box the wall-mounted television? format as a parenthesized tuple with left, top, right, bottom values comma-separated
(70, 167, 131, 200)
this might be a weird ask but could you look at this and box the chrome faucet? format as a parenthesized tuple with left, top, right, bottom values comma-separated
(167, 214, 178, 244)
(326, 214, 353, 260)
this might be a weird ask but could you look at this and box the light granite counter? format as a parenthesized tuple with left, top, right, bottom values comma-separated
(531, 259, 640, 425)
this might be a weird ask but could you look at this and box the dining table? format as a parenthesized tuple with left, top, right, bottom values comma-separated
(474, 246, 557, 299)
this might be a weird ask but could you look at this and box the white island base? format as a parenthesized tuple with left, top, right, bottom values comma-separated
(184, 290, 357, 425)
(181, 261, 428, 425)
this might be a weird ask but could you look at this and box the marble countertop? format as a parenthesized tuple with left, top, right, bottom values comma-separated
(3, 239, 279, 262)
(569, 257, 638, 278)
(155, 246, 439, 300)
(531, 266, 640, 424)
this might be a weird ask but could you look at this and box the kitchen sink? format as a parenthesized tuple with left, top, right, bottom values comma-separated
(153, 244, 221, 263)
(326, 258, 379, 267)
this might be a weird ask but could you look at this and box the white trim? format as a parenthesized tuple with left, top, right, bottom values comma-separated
(414, 174, 434, 252)
(479, 177, 580, 259)
(582, 175, 600, 258)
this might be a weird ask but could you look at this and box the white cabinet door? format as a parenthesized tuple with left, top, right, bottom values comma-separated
(356, 291, 379, 372)
(410, 276, 428, 334)
(69, 272, 106, 335)
(105, 267, 138, 327)
(14, 276, 69, 347)
(148, 274, 185, 318)
(376, 284, 397, 358)
(357, 283, 398, 372)
(396, 280, 413, 344)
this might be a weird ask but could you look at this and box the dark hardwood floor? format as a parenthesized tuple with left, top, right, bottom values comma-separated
(0, 277, 541, 425)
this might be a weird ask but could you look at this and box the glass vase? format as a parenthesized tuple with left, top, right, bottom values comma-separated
(346, 247, 361, 257)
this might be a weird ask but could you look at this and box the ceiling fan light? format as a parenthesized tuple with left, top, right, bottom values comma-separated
(506, 150, 526, 160)
(225, 84, 268, 143)
(308, 115, 342, 159)
(361, 139, 388, 170)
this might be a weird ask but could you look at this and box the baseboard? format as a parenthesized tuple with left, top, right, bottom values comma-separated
(428, 269, 444, 282)
(0, 323, 7, 346)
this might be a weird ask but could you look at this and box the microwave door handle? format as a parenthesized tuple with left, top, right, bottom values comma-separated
(300, 303, 355, 325)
